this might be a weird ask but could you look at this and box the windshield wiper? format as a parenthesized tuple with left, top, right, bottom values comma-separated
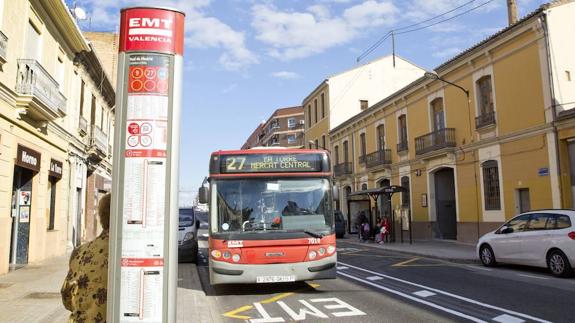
(304, 230, 324, 239)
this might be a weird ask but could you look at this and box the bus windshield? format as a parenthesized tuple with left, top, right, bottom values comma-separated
(211, 178, 333, 234)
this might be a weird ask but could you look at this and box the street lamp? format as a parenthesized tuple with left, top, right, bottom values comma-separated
(424, 72, 469, 98)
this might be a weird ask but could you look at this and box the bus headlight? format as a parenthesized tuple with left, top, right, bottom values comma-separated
(232, 254, 241, 262)
(308, 250, 317, 260)
(223, 251, 231, 259)
(183, 232, 194, 241)
(318, 247, 326, 256)
(327, 245, 336, 254)
(211, 250, 221, 259)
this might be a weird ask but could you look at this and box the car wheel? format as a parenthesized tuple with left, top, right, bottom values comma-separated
(479, 244, 496, 267)
(547, 250, 573, 278)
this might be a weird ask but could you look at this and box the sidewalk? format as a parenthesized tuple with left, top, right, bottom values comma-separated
(0, 254, 70, 323)
(343, 237, 479, 264)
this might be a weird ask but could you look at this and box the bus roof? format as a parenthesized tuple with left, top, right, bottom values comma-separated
(211, 148, 329, 156)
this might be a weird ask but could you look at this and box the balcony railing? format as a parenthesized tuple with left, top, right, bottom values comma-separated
(79, 116, 88, 135)
(475, 111, 496, 129)
(415, 128, 456, 155)
(91, 125, 108, 154)
(365, 149, 392, 168)
(358, 154, 366, 164)
(0, 31, 7, 63)
(334, 162, 353, 177)
(16, 59, 66, 119)
(397, 141, 408, 153)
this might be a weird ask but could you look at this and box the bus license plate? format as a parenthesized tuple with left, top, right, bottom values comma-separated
(256, 275, 295, 283)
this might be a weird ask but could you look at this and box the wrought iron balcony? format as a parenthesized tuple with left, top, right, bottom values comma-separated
(0, 31, 7, 64)
(397, 141, 408, 153)
(79, 116, 88, 136)
(415, 128, 456, 155)
(358, 154, 366, 164)
(15, 59, 66, 120)
(334, 162, 353, 177)
(365, 149, 391, 168)
(475, 111, 496, 129)
(90, 125, 108, 155)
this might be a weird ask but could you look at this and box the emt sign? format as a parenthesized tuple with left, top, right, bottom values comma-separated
(108, 7, 184, 323)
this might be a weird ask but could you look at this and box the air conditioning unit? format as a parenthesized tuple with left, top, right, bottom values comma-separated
(299, 120, 305, 125)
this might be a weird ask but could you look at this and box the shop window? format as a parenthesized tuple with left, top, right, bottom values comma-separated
(482, 160, 501, 210)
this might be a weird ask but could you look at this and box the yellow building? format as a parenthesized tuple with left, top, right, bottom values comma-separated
(331, 1, 575, 243)
(0, 0, 115, 274)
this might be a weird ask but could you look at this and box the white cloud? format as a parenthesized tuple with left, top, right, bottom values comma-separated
(251, 1, 397, 60)
(78, 0, 257, 70)
(271, 71, 301, 80)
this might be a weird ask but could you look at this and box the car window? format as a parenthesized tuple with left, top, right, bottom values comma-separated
(526, 213, 550, 231)
(505, 214, 530, 233)
(546, 214, 573, 230)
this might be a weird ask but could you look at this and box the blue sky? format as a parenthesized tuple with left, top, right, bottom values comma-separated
(72, 0, 548, 197)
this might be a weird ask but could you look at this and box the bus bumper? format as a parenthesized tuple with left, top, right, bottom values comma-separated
(209, 253, 337, 285)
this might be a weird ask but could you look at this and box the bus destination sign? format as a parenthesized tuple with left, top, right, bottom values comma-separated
(219, 153, 324, 173)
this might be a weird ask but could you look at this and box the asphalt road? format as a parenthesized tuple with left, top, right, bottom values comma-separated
(185, 230, 575, 322)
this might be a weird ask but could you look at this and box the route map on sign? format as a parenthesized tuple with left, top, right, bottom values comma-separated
(121, 52, 172, 322)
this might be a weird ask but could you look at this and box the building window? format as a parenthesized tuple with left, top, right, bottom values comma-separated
(360, 133, 366, 158)
(476, 76, 494, 115)
(398, 114, 408, 148)
(287, 118, 296, 128)
(360, 100, 368, 110)
(321, 93, 325, 119)
(308, 105, 312, 126)
(361, 183, 367, 191)
(343, 141, 349, 163)
(377, 124, 385, 151)
(334, 145, 339, 164)
(314, 99, 318, 123)
(401, 176, 410, 207)
(482, 160, 501, 210)
(57, 56, 65, 92)
(431, 98, 445, 131)
(79, 80, 85, 117)
(47, 177, 57, 230)
(25, 21, 41, 60)
(314, 139, 319, 149)
(322, 135, 326, 150)
(287, 134, 296, 144)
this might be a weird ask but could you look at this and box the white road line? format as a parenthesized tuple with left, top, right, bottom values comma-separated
(413, 290, 436, 298)
(338, 261, 551, 323)
(493, 314, 526, 323)
(465, 265, 492, 272)
(366, 276, 383, 281)
(338, 271, 487, 323)
(337, 266, 349, 270)
(517, 274, 548, 280)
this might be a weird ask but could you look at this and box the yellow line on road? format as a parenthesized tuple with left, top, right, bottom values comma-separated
(222, 282, 320, 320)
(392, 257, 422, 267)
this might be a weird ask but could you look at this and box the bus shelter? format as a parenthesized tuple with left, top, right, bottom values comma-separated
(348, 185, 410, 243)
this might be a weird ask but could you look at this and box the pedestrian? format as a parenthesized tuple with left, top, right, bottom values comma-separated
(61, 193, 111, 323)
(380, 216, 391, 243)
(374, 216, 382, 243)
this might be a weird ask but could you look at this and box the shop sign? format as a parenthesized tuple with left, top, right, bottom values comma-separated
(49, 159, 63, 179)
(16, 144, 41, 172)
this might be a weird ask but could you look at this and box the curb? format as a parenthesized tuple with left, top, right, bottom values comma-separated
(341, 239, 481, 265)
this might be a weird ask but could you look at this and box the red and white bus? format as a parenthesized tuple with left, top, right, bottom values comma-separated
(199, 149, 337, 285)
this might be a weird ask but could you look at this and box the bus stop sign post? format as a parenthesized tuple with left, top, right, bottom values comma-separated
(108, 7, 184, 323)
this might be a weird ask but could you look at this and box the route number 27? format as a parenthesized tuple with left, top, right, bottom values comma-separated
(226, 157, 246, 171)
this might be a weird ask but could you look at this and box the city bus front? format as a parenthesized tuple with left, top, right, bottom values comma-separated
(203, 150, 336, 285)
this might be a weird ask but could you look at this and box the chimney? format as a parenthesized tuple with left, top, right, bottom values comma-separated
(507, 0, 518, 25)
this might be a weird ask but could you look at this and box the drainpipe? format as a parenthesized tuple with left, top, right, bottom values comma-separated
(541, 13, 564, 208)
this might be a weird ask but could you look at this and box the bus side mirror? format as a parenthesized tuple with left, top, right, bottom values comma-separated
(198, 186, 209, 204)
(332, 185, 340, 201)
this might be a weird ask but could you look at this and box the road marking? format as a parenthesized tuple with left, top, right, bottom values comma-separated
(465, 265, 492, 272)
(222, 283, 319, 320)
(493, 314, 526, 323)
(338, 262, 552, 323)
(338, 271, 487, 323)
(413, 290, 436, 298)
(336, 266, 349, 270)
(517, 274, 548, 280)
(366, 276, 383, 281)
(392, 257, 422, 267)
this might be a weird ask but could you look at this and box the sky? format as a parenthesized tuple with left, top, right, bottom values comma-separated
(70, 0, 548, 200)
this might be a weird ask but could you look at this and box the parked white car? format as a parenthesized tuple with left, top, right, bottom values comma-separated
(477, 210, 575, 277)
